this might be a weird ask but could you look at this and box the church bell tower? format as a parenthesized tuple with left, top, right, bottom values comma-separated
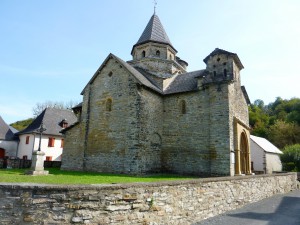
(128, 13, 188, 78)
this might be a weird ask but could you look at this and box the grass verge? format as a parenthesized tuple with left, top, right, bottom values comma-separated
(0, 168, 194, 185)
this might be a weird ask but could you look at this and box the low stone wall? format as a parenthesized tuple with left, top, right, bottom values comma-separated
(0, 173, 297, 225)
(0, 159, 61, 169)
(0, 158, 31, 169)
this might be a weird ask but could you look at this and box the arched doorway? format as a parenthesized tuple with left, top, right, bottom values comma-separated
(240, 132, 249, 174)
(0, 148, 5, 159)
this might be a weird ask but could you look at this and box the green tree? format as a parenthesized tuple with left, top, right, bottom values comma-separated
(249, 100, 269, 138)
(267, 120, 300, 149)
(280, 144, 300, 172)
(10, 118, 34, 131)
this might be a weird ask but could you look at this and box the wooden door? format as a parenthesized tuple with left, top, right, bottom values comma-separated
(0, 148, 5, 158)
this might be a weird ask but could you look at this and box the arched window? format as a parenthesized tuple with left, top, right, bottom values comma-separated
(179, 100, 186, 114)
(142, 51, 146, 58)
(106, 98, 112, 112)
(156, 50, 160, 57)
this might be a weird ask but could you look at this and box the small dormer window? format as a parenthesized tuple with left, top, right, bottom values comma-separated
(59, 119, 68, 129)
(156, 50, 160, 57)
(142, 51, 146, 58)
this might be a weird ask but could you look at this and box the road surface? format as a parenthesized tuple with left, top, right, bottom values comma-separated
(195, 189, 300, 225)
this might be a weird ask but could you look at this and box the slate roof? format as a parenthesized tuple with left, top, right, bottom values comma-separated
(163, 70, 205, 95)
(0, 116, 17, 141)
(132, 14, 176, 53)
(204, 48, 244, 70)
(250, 135, 283, 154)
(81, 53, 163, 95)
(17, 108, 77, 136)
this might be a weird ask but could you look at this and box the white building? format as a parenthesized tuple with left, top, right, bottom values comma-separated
(250, 135, 283, 174)
(17, 108, 77, 161)
(0, 116, 19, 159)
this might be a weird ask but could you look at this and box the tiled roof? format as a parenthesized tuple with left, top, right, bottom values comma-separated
(132, 14, 176, 52)
(81, 54, 163, 95)
(17, 108, 77, 136)
(163, 70, 205, 95)
(113, 55, 163, 94)
(0, 116, 17, 140)
(250, 135, 283, 154)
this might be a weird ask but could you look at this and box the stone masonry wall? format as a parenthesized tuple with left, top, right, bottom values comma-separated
(61, 123, 84, 171)
(0, 173, 297, 225)
(162, 91, 211, 175)
(137, 87, 163, 173)
(83, 58, 141, 174)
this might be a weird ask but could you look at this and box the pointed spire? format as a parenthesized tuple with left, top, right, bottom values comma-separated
(133, 14, 176, 52)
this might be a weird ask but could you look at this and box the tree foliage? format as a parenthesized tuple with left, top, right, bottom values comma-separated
(249, 97, 300, 149)
(280, 144, 300, 172)
(10, 118, 34, 131)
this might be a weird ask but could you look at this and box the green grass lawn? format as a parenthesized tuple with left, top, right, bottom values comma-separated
(0, 168, 194, 185)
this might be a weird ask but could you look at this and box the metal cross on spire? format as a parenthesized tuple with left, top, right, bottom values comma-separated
(153, 0, 157, 14)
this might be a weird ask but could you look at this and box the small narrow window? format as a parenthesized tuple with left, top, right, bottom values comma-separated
(156, 50, 160, 57)
(224, 69, 227, 77)
(25, 136, 30, 144)
(169, 54, 172, 60)
(48, 138, 55, 147)
(106, 98, 112, 112)
(213, 71, 217, 77)
(108, 71, 113, 77)
(46, 156, 52, 161)
(180, 100, 186, 114)
(22, 155, 28, 160)
(61, 139, 64, 148)
(142, 51, 146, 58)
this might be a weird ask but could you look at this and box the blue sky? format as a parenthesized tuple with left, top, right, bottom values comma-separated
(1, 0, 299, 124)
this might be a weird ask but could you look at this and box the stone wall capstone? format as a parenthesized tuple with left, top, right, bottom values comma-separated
(0, 173, 297, 225)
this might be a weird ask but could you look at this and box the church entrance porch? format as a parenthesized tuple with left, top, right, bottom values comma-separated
(234, 118, 251, 175)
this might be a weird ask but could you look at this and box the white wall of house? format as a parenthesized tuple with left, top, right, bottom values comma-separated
(0, 140, 18, 158)
(17, 134, 64, 161)
(39, 134, 64, 161)
(17, 134, 36, 159)
(266, 153, 282, 174)
(250, 140, 265, 172)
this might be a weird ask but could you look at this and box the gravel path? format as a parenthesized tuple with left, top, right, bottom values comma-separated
(194, 189, 300, 225)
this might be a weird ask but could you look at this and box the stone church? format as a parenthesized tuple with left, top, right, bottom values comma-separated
(61, 13, 252, 176)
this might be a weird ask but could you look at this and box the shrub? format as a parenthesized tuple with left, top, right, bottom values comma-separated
(280, 144, 300, 172)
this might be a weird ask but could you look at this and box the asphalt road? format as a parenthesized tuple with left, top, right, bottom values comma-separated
(194, 189, 300, 225)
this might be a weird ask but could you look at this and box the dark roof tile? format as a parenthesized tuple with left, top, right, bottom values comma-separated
(163, 70, 205, 95)
(0, 116, 17, 140)
(17, 108, 77, 136)
(132, 14, 176, 53)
